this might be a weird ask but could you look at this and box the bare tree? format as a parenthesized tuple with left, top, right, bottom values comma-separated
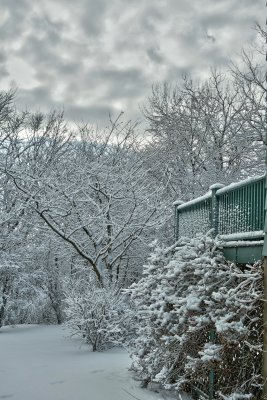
(4, 113, 168, 287)
(142, 69, 265, 200)
(230, 26, 266, 170)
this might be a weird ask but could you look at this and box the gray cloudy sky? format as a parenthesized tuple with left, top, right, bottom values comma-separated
(0, 0, 264, 126)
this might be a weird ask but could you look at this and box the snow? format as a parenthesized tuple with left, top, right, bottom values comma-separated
(198, 343, 223, 362)
(177, 192, 211, 210)
(0, 324, 176, 400)
(209, 183, 225, 190)
(173, 200, 184, 206)
(216, 174, 265, 195)
(220, 240, 264, 248)
(218, 231, 264, 241)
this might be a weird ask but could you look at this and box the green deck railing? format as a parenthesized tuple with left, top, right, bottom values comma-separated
(174, 174, 266, 400)
(174, 174, 265, 242)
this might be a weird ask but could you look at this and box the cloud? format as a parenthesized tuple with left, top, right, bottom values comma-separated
(80, 0, 108, 37)
(0, 0, 32, 42)
(0, 0, 264, 126)
(0, 65, 9, 81)
(16, 85, 128, 126)
(16, 86, 56, 111)
(90, 67, 148, 99)
(65, 103, 113, 125)
(147, 46, 163, 64)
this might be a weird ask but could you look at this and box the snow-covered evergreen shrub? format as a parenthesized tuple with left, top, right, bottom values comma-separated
(64, 274, 134, 351)
(129, 233, 263, 399)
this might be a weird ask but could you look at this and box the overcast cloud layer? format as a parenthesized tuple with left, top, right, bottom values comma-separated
(0, 0, 264, 126)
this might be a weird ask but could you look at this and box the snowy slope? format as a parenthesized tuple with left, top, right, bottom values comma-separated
(0, 324, 180, 400)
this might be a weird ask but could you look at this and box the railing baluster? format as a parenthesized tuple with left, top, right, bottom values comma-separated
(254, 183, 257, 231)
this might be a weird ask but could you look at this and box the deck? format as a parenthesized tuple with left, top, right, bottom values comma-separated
(174, 175, 266, 263)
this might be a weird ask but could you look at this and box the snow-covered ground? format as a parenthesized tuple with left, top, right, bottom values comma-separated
(0, 324, 181, 400)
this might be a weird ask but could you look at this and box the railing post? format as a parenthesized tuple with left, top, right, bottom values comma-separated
(208, 184, 224, 400)
(173, 200, 184, 240)
(209, 184, 224, 236)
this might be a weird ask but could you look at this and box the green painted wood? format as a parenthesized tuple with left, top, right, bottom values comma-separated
(263, 240, 267, 257)
(216, 177, 265, 235)
(176, 175, 266, 242)
(222, 247, 237, 262)
(237, 246, 262, 263)
(223, 245, 263, 264)
(262, 174, 267, 256)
